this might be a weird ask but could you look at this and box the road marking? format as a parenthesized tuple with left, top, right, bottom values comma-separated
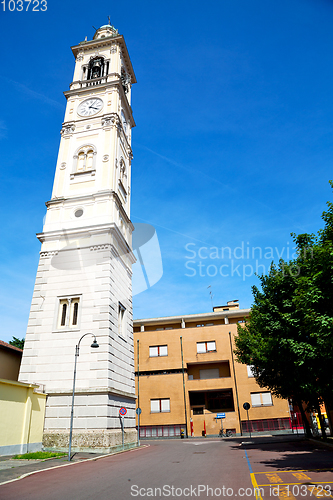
(244, 450, 263, 500)
(277, 486, 296, 498)
(308, 486, 333, 498)
(292, 472, 311, 480)
(255, 468, 333, 474)
(266, 473, 283, 483)
(259, 481, 333, 487)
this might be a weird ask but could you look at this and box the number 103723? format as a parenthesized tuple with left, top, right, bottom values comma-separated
(1, 0, 47, 11)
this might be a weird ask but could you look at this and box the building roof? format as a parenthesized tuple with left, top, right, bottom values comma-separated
(0, 340, 23, 354)
(133, 307, 250, 326)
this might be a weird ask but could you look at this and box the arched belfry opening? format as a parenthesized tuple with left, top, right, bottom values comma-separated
(88, 57, 105, 80)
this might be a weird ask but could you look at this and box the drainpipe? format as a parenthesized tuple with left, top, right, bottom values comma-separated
(229, 331, 243, 436)
(137, 339, 140, 447)
(180, 336, 188, 438)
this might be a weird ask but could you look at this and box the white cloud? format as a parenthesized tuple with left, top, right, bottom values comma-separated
(0, 76, 64, 110)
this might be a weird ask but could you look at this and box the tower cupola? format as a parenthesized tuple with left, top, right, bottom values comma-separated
(93, 23, 118, 40)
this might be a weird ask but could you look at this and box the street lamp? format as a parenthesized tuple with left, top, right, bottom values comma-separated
(68, 333, 99, 461)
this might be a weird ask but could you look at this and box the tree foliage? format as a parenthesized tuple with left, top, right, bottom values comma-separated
(9, 336, 25, 350)
(234, 183, 333, 419)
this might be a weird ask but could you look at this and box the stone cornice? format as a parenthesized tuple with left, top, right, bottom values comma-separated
(45, 190, 134, 228)
(37, 223, 135, 264)
(45, 387, 136, 399)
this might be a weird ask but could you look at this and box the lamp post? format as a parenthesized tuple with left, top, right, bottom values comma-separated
(68, 333, 99, 461)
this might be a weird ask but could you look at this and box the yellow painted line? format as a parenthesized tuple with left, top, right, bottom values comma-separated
(244, 450, 263, 500)
(258, 481, 333, 487)
(292, 472, 311, 480)
(255, 468, 333, 474)
(266, 473, 283, 483)
(308, 486, 333, 498)
(250, 472, 264, 500)
(277, 485, 297, 498)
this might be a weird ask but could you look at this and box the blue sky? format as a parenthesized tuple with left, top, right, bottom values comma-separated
(1, 0, 333, 342)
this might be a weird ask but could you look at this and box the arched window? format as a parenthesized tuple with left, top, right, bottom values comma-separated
(72, 301, 79, 326)
(60, 302, 67, 326)
(77, 151, 85, 172)
(121, 110, 128, 135)
(119, 158, 126, 182)
(118, 158, 128, 201)
(57, 297, 80, 329)
(72, 145, 97, 177)
(86, 149, 94, 170)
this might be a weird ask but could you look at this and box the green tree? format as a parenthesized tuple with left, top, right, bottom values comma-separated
(9, 336, 25, 350)
(234, 185, 333, 438)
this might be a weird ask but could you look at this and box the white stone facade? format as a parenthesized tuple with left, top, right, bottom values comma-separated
(19, 24, 137, 450)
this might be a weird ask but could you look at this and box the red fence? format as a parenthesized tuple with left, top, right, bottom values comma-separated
(241, 417, 291, 433)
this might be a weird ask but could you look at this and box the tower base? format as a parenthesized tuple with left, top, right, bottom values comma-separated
(43, 428, 138, 454)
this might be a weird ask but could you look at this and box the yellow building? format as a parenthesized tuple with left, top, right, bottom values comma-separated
(134, 302, 291, 438)
(0, 340, 47, 456)
(0, 379, 46, 455)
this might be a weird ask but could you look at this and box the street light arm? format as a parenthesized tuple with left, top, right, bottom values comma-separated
(76, 332, 98, 354)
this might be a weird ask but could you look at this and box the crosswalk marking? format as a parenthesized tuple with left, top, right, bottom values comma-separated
(266, 473, 283, 483)
(277, 486, 296, 498)
(308, 486, 333, 498)
(292, 472, 311, 480)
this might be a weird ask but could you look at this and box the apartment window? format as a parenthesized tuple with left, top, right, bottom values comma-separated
(196, 341, 216, 353)
(149, 345, 168, 357)
(150, 399, 170, 413)
(251, 392, 273, 407)
(247, 365, 255, 378)
(57, 297, 80, 329)
(118, 302, 126, 338)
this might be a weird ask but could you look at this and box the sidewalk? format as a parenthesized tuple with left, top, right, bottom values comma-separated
(0, 451, 119, 485)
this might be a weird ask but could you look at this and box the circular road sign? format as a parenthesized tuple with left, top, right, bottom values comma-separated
(119, 407, 127, 416)
(136, 407, 142, 415)
(243, 402, 250, 410)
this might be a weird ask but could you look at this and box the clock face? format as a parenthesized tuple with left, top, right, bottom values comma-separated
(77, 98, 103, 117)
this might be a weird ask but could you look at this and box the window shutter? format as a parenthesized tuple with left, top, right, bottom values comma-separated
(261, 392, 272, 406)
(150, 400, 160, 412)
(197, 342, 206, 353)
(207, 341, 216, 351)
(149, 346, 159, 357)
(161, 399, 170, 412)
(251, 393, 261, 407)
(159, 345, 168, 356)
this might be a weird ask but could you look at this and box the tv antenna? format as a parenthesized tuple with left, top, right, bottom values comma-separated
(207, 285, 214, 311)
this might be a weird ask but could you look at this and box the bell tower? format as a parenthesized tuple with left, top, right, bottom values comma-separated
(19, 23, 137, 452)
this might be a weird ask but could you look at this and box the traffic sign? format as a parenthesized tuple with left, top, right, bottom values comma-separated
(136, 407, 142, 415)
(216, 413, 226, 419)
(243, 402, 250, 410)
(119, 407, 127, 416)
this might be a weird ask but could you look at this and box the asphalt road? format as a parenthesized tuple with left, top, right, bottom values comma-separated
(1, 437, 333, 499)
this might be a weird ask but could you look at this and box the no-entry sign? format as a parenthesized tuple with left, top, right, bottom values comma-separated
(119, 407, 127, 416)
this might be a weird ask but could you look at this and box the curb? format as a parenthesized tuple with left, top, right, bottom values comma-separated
(0, 444, 150, 487)
(307, 438, 333, 450)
